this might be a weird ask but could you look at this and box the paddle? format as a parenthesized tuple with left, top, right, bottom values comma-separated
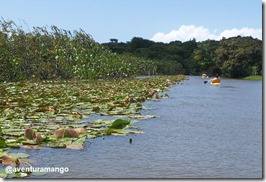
(204, 79, 212, 84)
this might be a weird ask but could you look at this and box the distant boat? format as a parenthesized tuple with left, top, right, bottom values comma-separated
(201, 74, 208, 78)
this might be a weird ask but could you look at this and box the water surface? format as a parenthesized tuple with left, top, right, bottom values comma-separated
(13, 76, 262, 178)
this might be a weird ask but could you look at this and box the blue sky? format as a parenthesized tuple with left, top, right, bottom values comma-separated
(0, 0, 262, 43)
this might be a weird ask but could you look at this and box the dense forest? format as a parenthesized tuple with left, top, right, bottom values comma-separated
(0, 19, 262, 82)
(103, 36, 262, 78)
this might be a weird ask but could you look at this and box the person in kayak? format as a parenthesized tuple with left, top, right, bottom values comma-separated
(211, 74, 221, 83)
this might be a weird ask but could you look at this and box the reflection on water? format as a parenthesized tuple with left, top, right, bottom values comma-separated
(10, 76, 263, 178)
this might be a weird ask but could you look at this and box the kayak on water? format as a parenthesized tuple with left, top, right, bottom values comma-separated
(203, 74, 221, 85)
(201, 73, 208, 78)
(210, 82, 220, 86)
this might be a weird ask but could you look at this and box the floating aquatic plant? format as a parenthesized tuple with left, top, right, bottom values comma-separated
(0, 75, 186, 178)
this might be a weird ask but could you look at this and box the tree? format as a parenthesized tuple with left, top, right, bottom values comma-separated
(215, 36, 262, 78)
(192, 40, 219, 76)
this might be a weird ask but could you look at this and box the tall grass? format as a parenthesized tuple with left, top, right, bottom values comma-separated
(0, 19, 156, 82)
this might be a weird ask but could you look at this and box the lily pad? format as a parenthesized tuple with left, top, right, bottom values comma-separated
(0, 168, 8, 178)
(103, 129, 128, 135)
(109, 119, 131, 129)
(0, 75, 186, 154)
(2, 131, 24, 137)
(66, 136, 87, 150)
(7, 172, 28, 178)
(0, 150, 8, 158)
(6, 143, 22, 148)
(45, 143, 66, 148)
(9, 152, 29, 159)
(0, 137, 7, 148)
(129, 115, 157, 119)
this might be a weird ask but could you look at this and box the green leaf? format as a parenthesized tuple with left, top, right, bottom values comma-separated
(0, 137, 7, 148)
(0, 150, 8, 158)
(9, 152, 30, 159)
(7, 172, 28, 178)
(66, 136, 87, 150)
(109, 119, 131, 129)
(0, 168, 8, 178)
(129, 115, 157, 119)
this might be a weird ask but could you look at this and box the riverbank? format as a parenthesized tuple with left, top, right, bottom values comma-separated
(243, 75, 262, 80)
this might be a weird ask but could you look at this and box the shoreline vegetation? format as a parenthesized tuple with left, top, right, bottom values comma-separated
(0, 19, 263, 83)
(243, 75, 262, 80)
(0, 19, 157, 82)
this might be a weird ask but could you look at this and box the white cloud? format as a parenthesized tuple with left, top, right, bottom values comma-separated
(150, 25, 262, 43)
(219, 28, 262, 40)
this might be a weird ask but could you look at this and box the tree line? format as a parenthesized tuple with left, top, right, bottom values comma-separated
(103, 36, 262, 78)
(0, 19, 262, 82)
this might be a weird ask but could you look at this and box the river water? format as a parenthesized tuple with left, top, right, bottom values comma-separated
(12, 76, 262, 178)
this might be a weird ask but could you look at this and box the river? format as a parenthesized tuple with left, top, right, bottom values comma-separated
(10, 76, 262, 178)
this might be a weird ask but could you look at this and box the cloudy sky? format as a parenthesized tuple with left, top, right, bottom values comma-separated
(0, 0, 262, 43)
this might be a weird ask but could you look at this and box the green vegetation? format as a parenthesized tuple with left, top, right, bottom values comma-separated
(243, 75, 262, 80)
(0, 75, 186, 178)
(0, 19, 262, 81)
(0, 19, 156, 82)
(103, 37, 262, 78)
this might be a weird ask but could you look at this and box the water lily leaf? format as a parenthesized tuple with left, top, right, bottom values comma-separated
(64, 117, 75, 121)
(66, 136, 87, 150)
(6, 143, 22, 148)
(5, 137, 17, 144)
(103, 129, 128, 135)
(22, 145, 42, 150)
(0, 151, 8, 158)
(26, 115, 40, 119)
(30, 171, 48, 176)
(87, 134, 96, 139)
(103, 129, 115, 135)
(22, 139, 38, 145)
(74, 128, 87, 135)
(45, 143, 66, 148)
(128, 130, 145, 134)
(109, 119, 131, 129)
(0, 137, 7, 148)
(92, 106, 100, 112)
(7, 172, 28, 178)
(2, 131, 24, 137)
(45, 124, 60, 130)
(0, 168, 8, 178)
(129, 115, 157, 119)
(9, 152, 29, 159)
(55, 116, 65, 121)
(71, 112, 83, 119)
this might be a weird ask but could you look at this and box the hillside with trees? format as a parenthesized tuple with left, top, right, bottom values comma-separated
(103, 36, 262, 78)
